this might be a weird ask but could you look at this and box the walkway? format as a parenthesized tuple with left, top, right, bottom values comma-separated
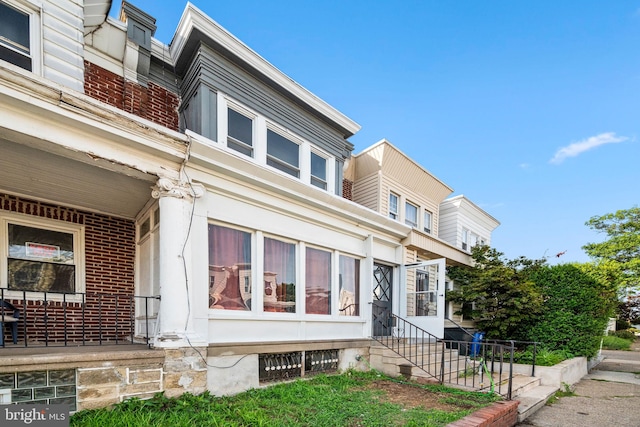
(518, 343, 640, 427)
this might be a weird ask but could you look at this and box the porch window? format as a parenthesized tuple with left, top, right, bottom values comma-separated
(267, 129, 299, 178)
(305, 247, 331, 315)
(208, 224, 252, 311)
(0, 1, 32, 71)
(6, 223, 76, 292)
(338, 255, 359, 316)
(263, 237, 296, 313)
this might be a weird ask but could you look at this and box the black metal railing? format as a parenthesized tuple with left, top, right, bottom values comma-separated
(372, 313, 516, 399)
(0, 289, 160, 348)
(486, 339, 540, 377)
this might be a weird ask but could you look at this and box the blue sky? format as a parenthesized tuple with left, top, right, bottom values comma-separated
(111, 1, 640, 264)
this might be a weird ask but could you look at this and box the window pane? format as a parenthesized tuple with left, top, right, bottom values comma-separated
(264, 238, 296, 313)
(389, 193, 398, 219)
(267, 130, 299, 177)
(7, 224, 75, 292)
(424, 211, 432, 233)
(305, 247, 331, 315)
(0, 3, 30, 54)
(227, 109, 253, 156)
(339, 255, 359, 316)
(405, 203, 418, 227)
(311, 152, 326, 181)
(208, 225, 252, 311)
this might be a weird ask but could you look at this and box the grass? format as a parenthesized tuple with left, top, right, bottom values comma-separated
(546, 382, 576, 405)
(512, 348, 572, 366)
(602, 335, 633, 350)
(70, 370, 500, 427)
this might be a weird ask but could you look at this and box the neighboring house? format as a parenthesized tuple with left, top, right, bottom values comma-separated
(344, 140, 476, 337)
(439, 195, 500, 330)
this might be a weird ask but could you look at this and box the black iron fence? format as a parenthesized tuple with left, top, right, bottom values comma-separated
(0, 289, 160, 348)
(372, 313, 521, 400)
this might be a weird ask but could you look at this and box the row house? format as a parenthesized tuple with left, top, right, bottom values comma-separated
(0, 0, 498, 410)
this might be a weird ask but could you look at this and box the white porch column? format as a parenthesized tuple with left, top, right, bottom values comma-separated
(151, 176, 205, 347)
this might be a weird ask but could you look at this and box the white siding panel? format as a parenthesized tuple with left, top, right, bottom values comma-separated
(352, 173, 379, 212)
(42, 0, 84, 92)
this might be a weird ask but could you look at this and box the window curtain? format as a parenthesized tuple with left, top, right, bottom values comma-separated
(208, 225, 251, 310)
(305, 247, 331, 315)
(339, 256, 359, 316)
(264, 238, 296, 313)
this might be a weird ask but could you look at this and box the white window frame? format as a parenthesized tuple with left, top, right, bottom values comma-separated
(0, 0, 42, 74)
(461, 228, 469, 251)
(266, 124, 301, 178)
(309, 149, 329, 190)
(423, 210, 432, 234)
(405, 201, 418, 228)
(389, 193, 399, 220)
(1, 211, 85, 301)
(225, 101, 256, 158)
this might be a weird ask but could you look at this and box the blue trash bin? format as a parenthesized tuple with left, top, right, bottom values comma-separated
(470, 332, 485, 357)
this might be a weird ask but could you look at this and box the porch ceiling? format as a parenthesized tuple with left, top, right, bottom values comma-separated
(0, 138, 154, 219)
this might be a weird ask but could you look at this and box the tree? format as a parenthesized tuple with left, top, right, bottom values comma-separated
(447, 246, 545, 339)
(583, 207, 640, 292)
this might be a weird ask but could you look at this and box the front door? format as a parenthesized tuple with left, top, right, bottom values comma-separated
(372, 263, 393, 337)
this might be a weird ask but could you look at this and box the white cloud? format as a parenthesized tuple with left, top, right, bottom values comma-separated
(549, 132, 627, 164)
(519, 163, 530, 169)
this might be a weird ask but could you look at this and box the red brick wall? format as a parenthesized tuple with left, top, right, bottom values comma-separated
(0, 193, 137, 344)
(447, 400, 519, 427)
(83, 61, 180, 131)
(342, 178, 353, 201)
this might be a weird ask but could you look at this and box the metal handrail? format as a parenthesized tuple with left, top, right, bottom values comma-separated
(444, 316, 475, 338)
(1, 289, 160, 349)
(486, 338, 540, 377)
(373, 312, 515, 399)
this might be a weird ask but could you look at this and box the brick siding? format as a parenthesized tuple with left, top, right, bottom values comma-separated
(83, 61, 180, 131)
(342, 178, 353, 201)
(1, 193, 136, 344)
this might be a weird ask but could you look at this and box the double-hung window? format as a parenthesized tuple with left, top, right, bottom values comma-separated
(227, 108, 254, 157)
(424, 211, 432, 234)
(405, 202, 418, 228)
(0, 1, 37, 72)
(461, 228, 469, 251)
(267, 129, 299, 178)
(310, 152, 327, 190)
(389, 193, 399, 220)
(263, 237, 296, 313)
(3, 217, 83, 294)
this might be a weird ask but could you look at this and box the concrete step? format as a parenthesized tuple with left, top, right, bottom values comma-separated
(516, 385, 558, 423)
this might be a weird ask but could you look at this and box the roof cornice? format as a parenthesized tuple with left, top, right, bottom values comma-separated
(170, 3, 360, 137)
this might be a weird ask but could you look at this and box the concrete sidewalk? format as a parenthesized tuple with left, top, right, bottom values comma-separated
(518, 347, 640, 427)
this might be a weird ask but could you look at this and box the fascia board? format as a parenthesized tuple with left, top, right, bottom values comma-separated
(170, 3, 360, 137)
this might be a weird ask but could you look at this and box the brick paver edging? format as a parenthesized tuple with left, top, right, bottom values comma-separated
(446, 400, 520, 427)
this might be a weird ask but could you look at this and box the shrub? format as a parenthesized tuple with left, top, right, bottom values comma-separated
(524, 264, 616, 358)
(616, 319, 631, 331)
(512, 347, 571, 366)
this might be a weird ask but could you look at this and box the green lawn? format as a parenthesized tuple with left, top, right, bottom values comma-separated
(71, 370, 500, 427)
